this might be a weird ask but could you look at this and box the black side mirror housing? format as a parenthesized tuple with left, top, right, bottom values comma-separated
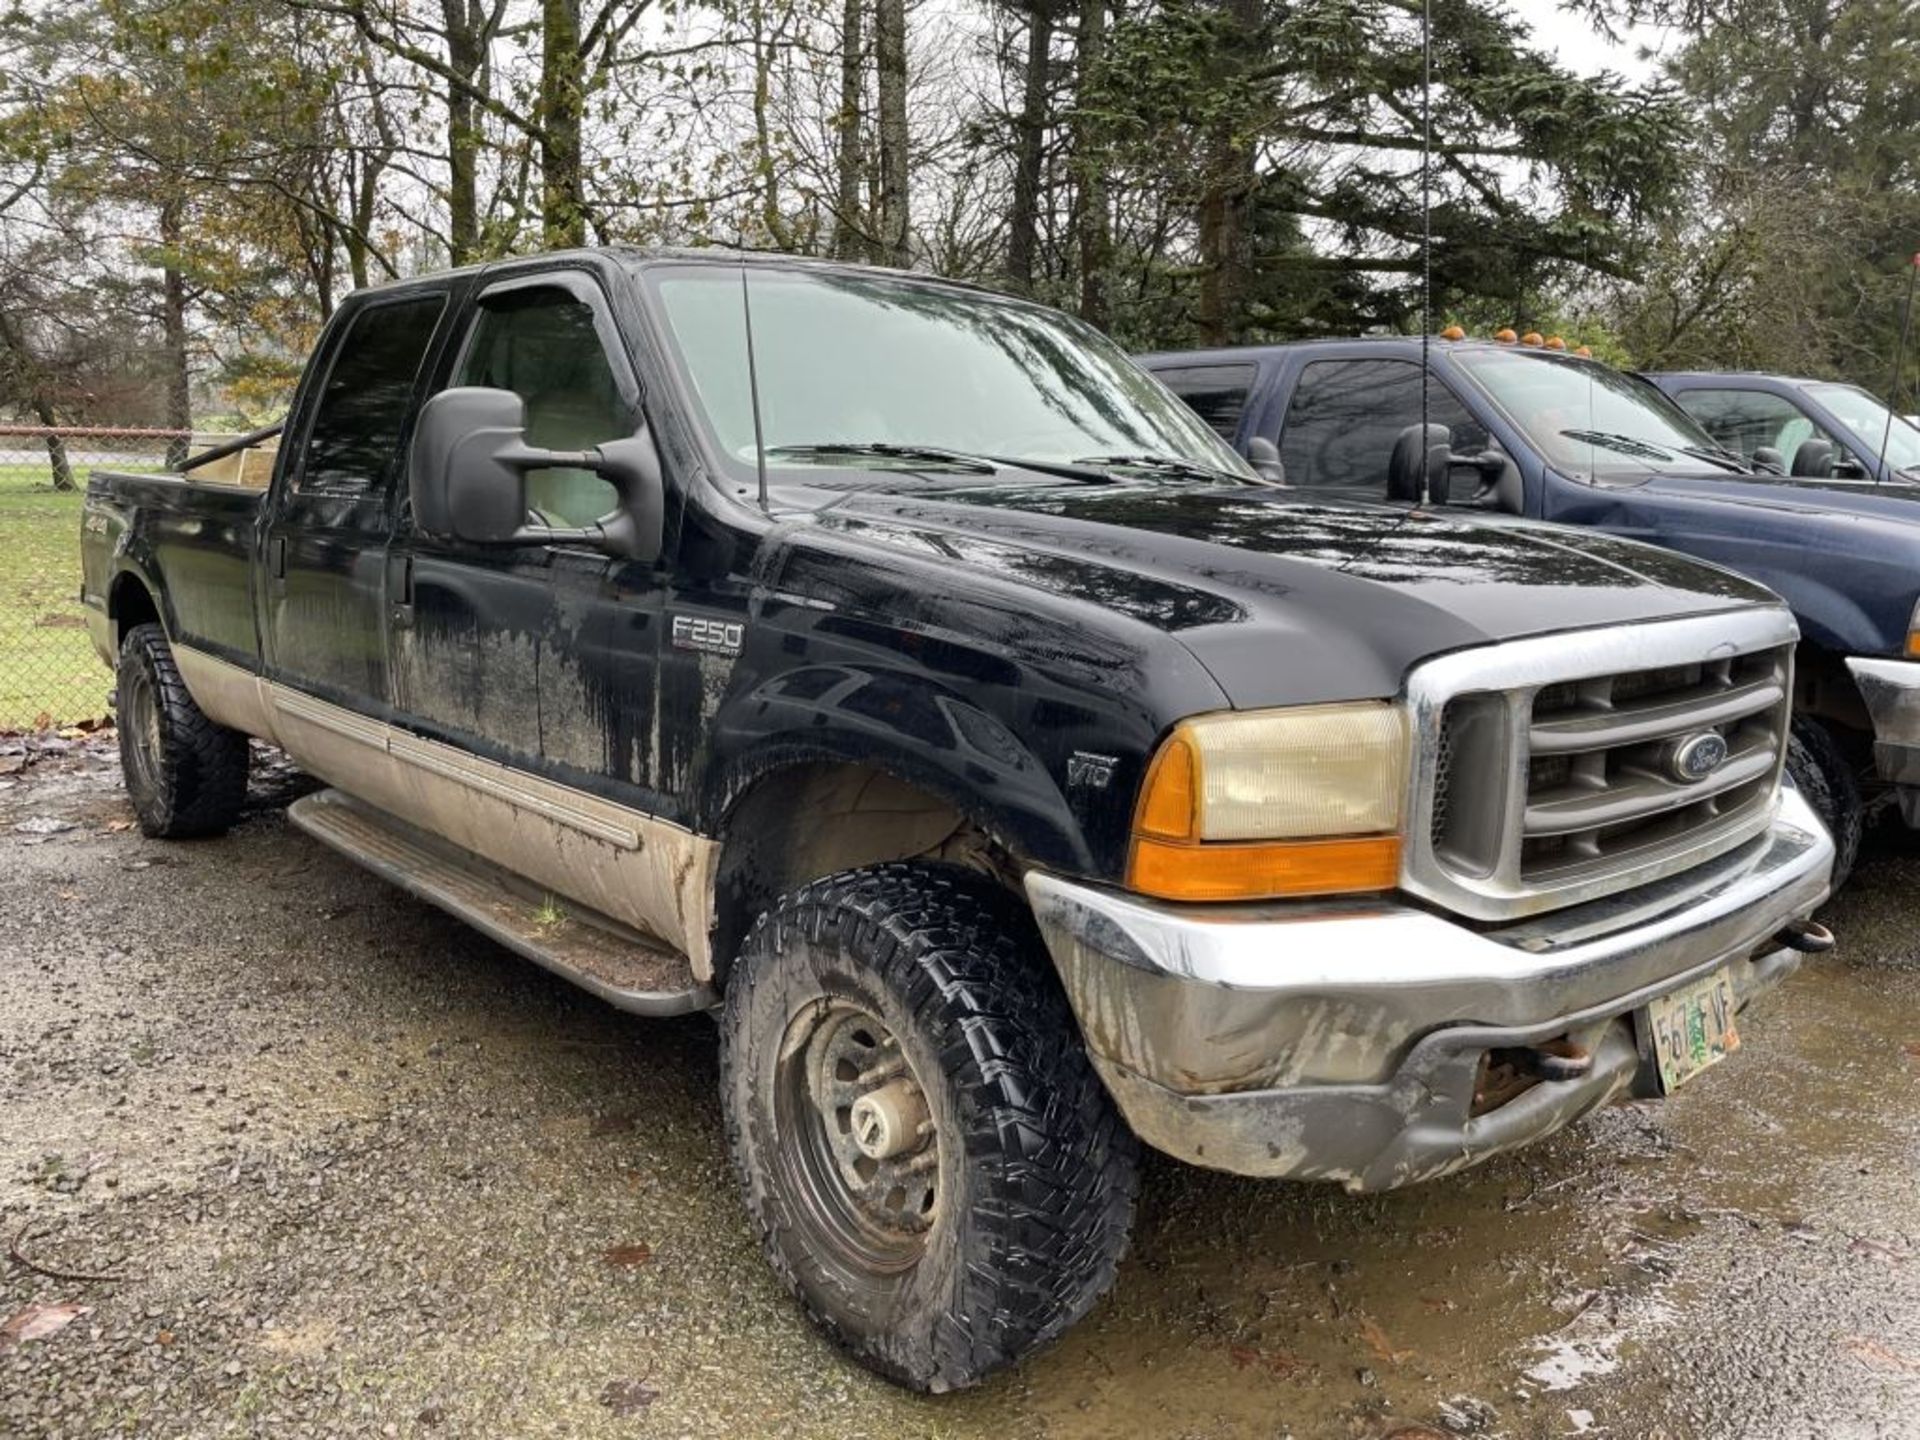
(1245, 435, 1286, 484)
(1752, 445, 1786, 474)
(409, 386, 664, 563)
(1389, 422, 1519, 511)
(1790, 436, 1836, 478)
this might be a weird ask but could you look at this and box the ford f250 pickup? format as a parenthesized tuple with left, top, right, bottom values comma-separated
(82, 251, 1833, 1391)
(1142, 335, 1920, 886)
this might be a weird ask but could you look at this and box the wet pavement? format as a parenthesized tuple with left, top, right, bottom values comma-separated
(2, 735, 1918, 1439)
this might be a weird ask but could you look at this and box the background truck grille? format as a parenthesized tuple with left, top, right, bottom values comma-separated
(1408, 613, 1796, 921)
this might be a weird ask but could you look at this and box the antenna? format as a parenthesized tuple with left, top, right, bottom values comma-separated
(1418, 0, 1433, 506)
(740, 265, 770, 510)
(1875, 252, 1920, 486)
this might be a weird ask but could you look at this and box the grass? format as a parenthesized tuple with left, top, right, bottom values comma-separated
(0, 467, 103, 730)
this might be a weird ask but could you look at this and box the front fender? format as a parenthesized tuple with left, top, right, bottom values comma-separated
(699, 661, 1103, 877)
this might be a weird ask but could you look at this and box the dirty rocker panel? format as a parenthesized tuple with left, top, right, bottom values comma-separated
(171, 643, 720, 978)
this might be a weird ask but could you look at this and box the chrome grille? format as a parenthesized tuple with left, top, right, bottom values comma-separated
(1406, 610, 1798, 922)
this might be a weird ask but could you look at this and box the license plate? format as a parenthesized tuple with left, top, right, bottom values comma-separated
(1646, 969, 1741, 1093)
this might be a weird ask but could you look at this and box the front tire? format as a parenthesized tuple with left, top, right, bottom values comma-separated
(1786, 717, 1862, 891)
(720, 863, 1138, 1392)
(116, 623, 250, 838)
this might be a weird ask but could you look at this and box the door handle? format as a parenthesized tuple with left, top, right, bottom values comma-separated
(267, 534, 288, 580)
(388, 553, 415, 629)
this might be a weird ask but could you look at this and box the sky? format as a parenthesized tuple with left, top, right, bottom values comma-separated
(1504, 0, 1678, 81)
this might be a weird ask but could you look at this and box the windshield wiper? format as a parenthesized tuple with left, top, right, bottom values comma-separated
(1672, 443, 1753, 474)
(765, 442, 998, 474)
(1559, 429, 1680, 463)
(1071, 452, 1262, 485)
(768, 441, 1125, 485)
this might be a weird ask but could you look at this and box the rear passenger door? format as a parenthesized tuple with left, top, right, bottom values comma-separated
(262, 288, 448, 715)
(1150, 363, 1259, 443)
(1271, 358, 1486, 498)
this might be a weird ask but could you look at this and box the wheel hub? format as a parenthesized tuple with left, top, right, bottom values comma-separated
(785, 1002, 941, 1249)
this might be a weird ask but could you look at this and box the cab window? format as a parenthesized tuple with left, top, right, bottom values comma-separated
(1672, 388, 1827, 463)
(1278, 359, 1485, 493)
(452, 285, 633, 527)
(299, 294, 446, 495)
(1153, 364, 1258, 440)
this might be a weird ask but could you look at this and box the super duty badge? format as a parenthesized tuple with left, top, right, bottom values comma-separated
(672, 614, 744, 657)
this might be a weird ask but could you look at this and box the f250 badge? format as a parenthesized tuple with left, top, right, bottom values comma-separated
(671, 614, 744, 657)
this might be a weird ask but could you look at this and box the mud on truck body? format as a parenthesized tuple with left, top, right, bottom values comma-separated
(82, 250, 1833, 1391)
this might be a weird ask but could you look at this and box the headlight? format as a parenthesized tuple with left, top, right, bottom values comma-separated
(1127, 701, 1409, 901)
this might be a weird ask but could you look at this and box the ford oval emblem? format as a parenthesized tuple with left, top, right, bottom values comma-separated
(1670, 731, 1730, 783)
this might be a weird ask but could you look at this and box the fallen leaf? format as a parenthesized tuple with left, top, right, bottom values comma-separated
(1228, 1343, 1260, 1370)
(602, 1242, 653, 1268)
(1358, 1316, 1414, 1365)
(1904, 1042, 1920, 1061)
(1842, 1335, 1920, 1372)
(156, 1329, 175, 1346)
(599, 1378, 659, 1416)
(1, 1301, 91, 1349)
(1419, 1294, 1457, 1313)
(104, 819, 133, 833)
(1849, 1237, 1910, 1264)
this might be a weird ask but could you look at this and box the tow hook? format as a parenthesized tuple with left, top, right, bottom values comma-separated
(1491, 1038, 1593, 1083)
(1774, 918, 1835, 954)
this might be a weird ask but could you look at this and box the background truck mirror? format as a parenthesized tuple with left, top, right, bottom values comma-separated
(1246, 435, 1286, 484)
(1790, 436, 1836, 478)
(1388, 422, 1450, 503)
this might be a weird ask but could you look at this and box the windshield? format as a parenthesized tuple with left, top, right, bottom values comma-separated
(1806, 383, 1920, 474)
(1453, 348, 1741, 480)
(646, 265, 1254, 481)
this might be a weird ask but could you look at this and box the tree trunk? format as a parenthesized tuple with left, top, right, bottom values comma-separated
(442, 0, 483, 262)
(833, 0, 866, 259)
(1070, 0, 1109, 328)
(1005, 0, 1054, 292)
(158, 199, 192, 470)
(539, 0, 586, 248)
(751, 0, 792, 247)
(0, 304, 71, 489)
(1194, 0, 1260, 345)
(874, 0, 910, 267)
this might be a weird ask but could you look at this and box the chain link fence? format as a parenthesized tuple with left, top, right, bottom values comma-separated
(0, 427, 238, 731)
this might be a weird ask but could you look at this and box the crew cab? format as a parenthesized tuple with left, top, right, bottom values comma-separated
(1141, 335, 1920, 883)
(81, 254, 1832, 1392)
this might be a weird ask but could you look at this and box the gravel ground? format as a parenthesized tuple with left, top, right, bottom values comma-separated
(3, 734, 1918, 1439)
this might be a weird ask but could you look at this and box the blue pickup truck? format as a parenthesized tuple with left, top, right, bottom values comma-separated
(1139, 337, 1920, 882)
(1644, 370, 1920, 485)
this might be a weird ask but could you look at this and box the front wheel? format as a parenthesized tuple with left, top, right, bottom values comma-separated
(720, 863, 1138, 1392)
(1786, 717, 1862, 892)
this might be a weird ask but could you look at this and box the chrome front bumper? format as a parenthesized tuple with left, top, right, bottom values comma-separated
(1847, 658, 1920, 818)
(1025, 787, 1834, 1192)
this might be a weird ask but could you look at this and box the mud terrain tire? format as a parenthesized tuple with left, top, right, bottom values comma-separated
(1786, 716, 1861, 892)
(720, 862, 1138, 1392)
(116, 623, 250, 838)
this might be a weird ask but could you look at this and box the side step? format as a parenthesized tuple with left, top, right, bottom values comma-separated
(287, 787, 715, 1017)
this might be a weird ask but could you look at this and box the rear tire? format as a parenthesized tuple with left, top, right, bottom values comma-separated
(116, 623, 250, 838)
(720, 863, 1138, 1392)
(1786, 717, 1861, 891)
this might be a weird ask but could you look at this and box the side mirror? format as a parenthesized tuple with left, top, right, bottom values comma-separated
(1790, 437, 1836, 478)
(409, 386, 663, 563)
(1834, 455, 1869, 479)
(1389, 423, 1518, 510)
(1752, 445, 1786, 474)
(1245, 435, 1286, 485)
(1387, 423, 1449, 502)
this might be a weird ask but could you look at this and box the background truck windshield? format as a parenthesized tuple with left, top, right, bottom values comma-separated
(1807, 382, 1920, 475)
(651, 266, 1250, 476)
(1455, 348, 1736, 480)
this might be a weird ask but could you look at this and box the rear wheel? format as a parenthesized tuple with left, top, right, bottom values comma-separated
(116, 623, 250, 838)
(1786, 716, 1861, 891)
(720, 863, 1138, 1391)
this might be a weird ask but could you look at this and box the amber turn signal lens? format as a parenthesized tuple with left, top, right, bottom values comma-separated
(1905, 631, 1920, 657)
(1127, 834, 1402, 902)
(1136, 735, 1197, 840)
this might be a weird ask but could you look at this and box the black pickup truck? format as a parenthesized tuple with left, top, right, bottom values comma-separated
(81, 250, 1833, 1391)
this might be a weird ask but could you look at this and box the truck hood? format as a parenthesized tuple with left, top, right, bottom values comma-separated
(806, 481, 1778, 709)
(1635, 470, 1920, 525)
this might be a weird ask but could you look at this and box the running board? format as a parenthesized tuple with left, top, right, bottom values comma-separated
(287, 787, 714, 1017)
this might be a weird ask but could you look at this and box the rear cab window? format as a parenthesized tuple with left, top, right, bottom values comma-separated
(1151, 364, 1258, 441)
(297, 294, 447, 496)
